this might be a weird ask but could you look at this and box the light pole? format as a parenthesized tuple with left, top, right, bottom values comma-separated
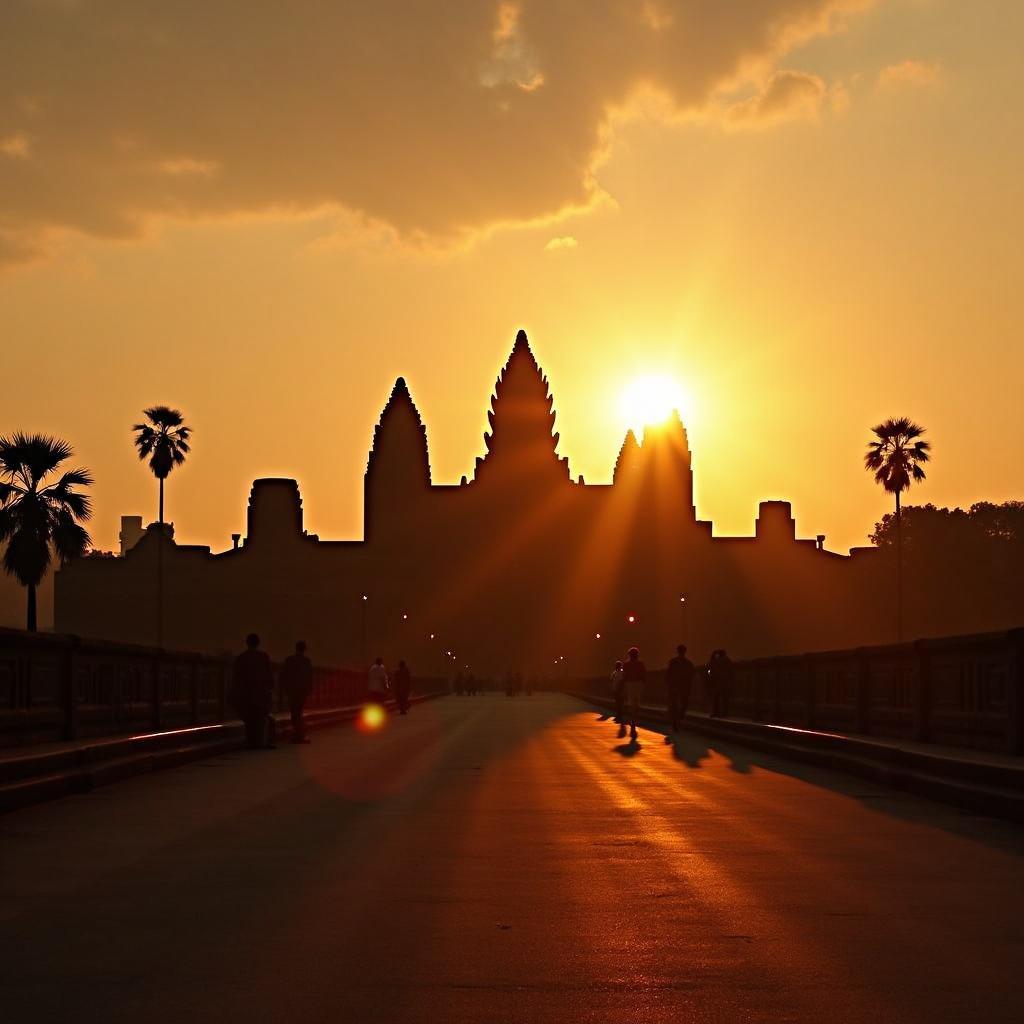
(360, 594, 368, 666)
(679, 593, 688, 642)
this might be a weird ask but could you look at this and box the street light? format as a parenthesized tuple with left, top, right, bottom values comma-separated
(360, 593, 369, 664)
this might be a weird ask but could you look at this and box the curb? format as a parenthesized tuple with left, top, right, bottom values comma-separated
(0, 692, 445, 815)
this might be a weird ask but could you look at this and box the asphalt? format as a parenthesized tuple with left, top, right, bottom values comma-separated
(2, 694, 1023, 1024)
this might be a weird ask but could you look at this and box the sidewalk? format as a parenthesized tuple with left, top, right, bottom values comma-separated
(573, 692, 1024, 823)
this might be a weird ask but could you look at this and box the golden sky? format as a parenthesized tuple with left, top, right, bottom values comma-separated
(1, 0, 1021, 557)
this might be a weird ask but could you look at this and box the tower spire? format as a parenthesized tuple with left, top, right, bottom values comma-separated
(474, 330, 569, 485)
(613, 429, 643, 484)
(364, 376, 432, 540)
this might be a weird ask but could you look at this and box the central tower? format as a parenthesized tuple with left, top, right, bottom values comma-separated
(473, 330, 571, 488)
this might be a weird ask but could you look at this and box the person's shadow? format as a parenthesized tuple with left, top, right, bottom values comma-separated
(670, 732, 711, 768)
(613, 739, 642, 757)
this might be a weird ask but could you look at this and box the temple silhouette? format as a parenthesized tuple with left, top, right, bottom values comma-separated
(56, 330, 893, 675)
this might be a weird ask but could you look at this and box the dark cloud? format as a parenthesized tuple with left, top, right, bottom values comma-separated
(0, 1, 868, 262)
(724, 69, 827, 125)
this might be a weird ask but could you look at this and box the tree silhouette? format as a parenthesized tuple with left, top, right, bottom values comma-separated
(865, 417, 930, 641)
(132, 406, 191, 525)
(0, 433, 92, 630)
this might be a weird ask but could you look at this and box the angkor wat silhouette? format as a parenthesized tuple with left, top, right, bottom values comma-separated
(56, 330, 888, 674)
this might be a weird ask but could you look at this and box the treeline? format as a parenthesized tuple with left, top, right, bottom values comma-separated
(868, 501, 1024, 637)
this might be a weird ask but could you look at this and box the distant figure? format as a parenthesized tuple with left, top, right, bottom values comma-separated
(610, 660, 625, 726)
(368, 657, 390, 706)
(622, 647, 646, 740)
(394, 659, 412, 715)
(708, 649, 734, 718)
(231, 633, 275, 750)
(281, 640, 313, 744)
(454, 671, 464, 697)
(665, 644, 695, 737)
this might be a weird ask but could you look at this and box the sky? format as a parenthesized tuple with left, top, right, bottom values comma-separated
(1, 0, 1022, 558)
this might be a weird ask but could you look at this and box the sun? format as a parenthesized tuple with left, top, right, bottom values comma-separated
(618, 373, 689, 435)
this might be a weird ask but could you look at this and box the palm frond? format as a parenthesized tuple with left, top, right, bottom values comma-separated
(52, 511, 91, 565)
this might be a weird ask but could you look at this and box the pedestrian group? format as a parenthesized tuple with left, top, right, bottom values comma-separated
(609, 644, 734, 742)
(229, 634, 416, 749)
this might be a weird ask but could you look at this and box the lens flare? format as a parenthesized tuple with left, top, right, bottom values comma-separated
(357, 703, 387, 733)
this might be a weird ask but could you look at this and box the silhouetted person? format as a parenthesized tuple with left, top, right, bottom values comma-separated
(281, 640, 313, 744)
(708, 649, 734, 718)
(231, 633, 275, 749)
(622, 647, 646, 740)
(665, 644, 695, 737)
(394, 659, 412, 715)
(368, 656, 390, 706)
(610, 660, 625, 727)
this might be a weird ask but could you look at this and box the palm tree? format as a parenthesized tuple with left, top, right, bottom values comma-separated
(865, 417, 931, 642)
(0, 433, 92, 631)
(132, 406, 191, 525)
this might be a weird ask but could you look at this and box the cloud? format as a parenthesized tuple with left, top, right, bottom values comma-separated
(725, 70, 827, 126)
(545, 235, 578, 252)
(0, 1, 874, 265)
(0, 133, 30, 158)
(878, 59, 942, 89)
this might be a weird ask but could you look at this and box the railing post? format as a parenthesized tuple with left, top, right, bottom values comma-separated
(220, 661, 230, 722)
(773, 661, 782, 724)
(59, 637, 79, 742)
(914, 640, 931, 743)
(189, 659, 200, 726)
(855, 650, 870, 735)
(151, 652, 163, 731)
(1008, 628, 1024, 755)
(804, 655, 816, 730)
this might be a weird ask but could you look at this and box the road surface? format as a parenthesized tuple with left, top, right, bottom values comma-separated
(2, 694, 1023, 1023)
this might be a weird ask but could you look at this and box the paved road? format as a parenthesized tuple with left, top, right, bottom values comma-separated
(2, 695, 1023, 1023)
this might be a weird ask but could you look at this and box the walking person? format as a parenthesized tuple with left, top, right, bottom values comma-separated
(281, 640, 313, 744)
(610, 660, 625, 728)
(368, 656, 390, 706)
(622, 646, 646, 741)
(394, 659, 412, 715)
(665, 643, 695, 739)
(231, 633, 276, 750)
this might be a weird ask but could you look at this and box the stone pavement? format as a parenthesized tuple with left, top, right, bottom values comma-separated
(2, 694, 1023, 1023)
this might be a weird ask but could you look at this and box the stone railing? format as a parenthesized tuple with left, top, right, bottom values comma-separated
(572, 627, 1024, 755)
(0, 627, 415, 748)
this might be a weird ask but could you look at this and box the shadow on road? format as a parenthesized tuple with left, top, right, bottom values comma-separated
(586, 701, 1024, 854)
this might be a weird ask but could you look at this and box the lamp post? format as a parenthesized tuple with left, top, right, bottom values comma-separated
(679, 593, 688, 642)
(360, 594, 368, 666)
